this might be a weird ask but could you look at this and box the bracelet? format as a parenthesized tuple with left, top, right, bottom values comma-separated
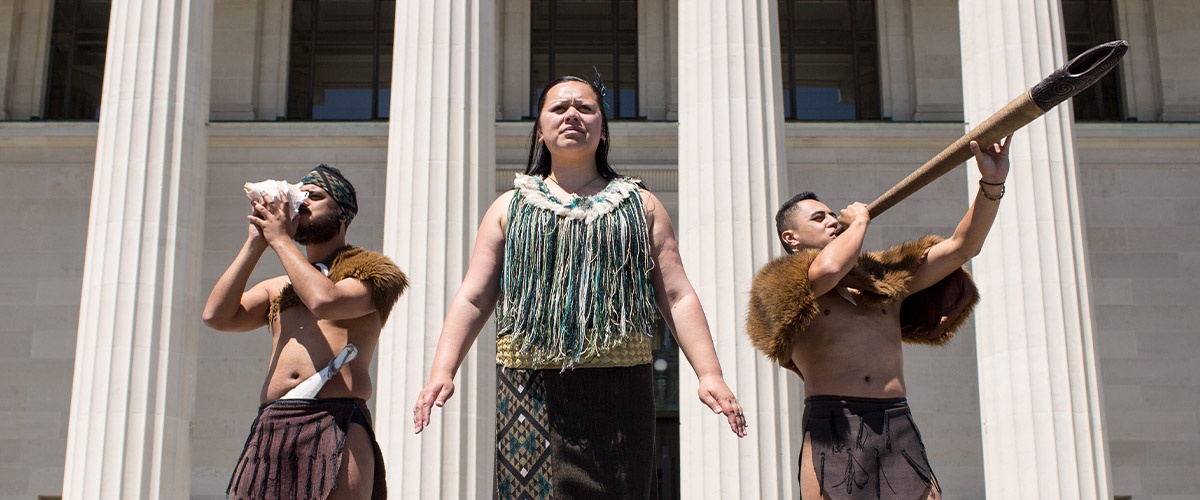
(979, 179, 1005, 186)
(978, 180, 1004, 201)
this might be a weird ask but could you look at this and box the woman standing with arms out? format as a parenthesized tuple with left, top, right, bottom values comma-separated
(412, 75, 747, 499)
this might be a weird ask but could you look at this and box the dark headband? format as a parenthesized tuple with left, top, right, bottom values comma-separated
(300, 164, 358, 226)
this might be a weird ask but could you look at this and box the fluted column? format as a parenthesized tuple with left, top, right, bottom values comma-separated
(0, 2, 12, 120)
(959, 1, 1111, 498)
(677, 1, 799, 498)
(62, 0, 212, 498)
(376, 2, 496, 498)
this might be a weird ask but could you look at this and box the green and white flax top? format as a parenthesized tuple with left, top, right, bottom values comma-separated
(496, 174, 658, 369)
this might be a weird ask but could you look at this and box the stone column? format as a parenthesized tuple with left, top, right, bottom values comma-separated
(375, 2, 496, 498)
(0, 0, 13, 120)
(639, 0, 674, 120)
(959, 1, 1111, 498)
(498, 0, 529, 120)
(5, 0, 53, 118)
(61, 0, 212, 498)
(676, 1, 799, 498)
(878, 0, 915, 121)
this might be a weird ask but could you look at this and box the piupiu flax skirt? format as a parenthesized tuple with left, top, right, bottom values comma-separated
(801, 396, 939, 500)
(226, 398, 386, 500)
(494, 364, 655, 500)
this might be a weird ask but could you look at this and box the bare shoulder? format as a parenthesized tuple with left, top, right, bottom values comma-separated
(256, 275, 291, 297)
(493, 189, 516, 207)
(490, 190, 516, 230)
(639, 188, 663, 219)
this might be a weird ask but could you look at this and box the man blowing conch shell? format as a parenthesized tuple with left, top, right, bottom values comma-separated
(205, 164, 407, 500)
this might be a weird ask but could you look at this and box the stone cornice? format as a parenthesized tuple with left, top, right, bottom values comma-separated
(207, 121, 388, 148)
(1075, 122, 1200, 149)
(0, 122, 98, 148)
(3, 120, 1196, 151)
(496, 120, 678, 150)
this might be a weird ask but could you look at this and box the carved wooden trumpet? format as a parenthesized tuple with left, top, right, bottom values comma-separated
(866, 40, 1129, 219)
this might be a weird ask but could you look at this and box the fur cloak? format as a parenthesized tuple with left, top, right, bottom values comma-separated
(270, 246, 409, 324)
(746, 235, 978, 376)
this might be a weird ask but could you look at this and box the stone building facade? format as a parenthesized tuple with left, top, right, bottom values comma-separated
(1, 0, 1198, 498)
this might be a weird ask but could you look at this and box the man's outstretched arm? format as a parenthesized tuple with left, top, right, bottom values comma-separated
(909, 135, 1012, 294)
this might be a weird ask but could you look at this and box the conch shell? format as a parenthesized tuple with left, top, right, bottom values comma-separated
(243, 180, 309, 220)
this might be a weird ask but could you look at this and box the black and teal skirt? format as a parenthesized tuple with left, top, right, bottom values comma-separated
(494, 364, 655, 500)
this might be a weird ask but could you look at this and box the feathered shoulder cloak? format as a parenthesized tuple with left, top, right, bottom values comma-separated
(746, 235, 978, 375)
(269, 246, 409, 325)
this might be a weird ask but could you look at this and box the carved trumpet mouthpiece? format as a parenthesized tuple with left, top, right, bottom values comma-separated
(1030, 40, 1129, 112)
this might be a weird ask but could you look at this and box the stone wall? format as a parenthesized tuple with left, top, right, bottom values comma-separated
(1080, 124, 1200, 499)
(0, 123, 95, 500)
(0, 0, 1197, 498)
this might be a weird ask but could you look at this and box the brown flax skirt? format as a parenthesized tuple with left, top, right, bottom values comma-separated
(801, 396, 938, 500)
(494, 364, 655, 500)
(226, 398, 386, 500)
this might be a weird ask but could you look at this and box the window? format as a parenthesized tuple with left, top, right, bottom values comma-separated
(530, 0, 638, 118)
(288, 0, 394, 120)
(1062, 0, 1123, 121)
(650, 317, 680, 499)
(778, 0, 881, 121)
(44, 0, 109, 120)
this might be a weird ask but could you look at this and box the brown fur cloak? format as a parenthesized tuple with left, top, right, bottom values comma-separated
(270, 246, 409, 324)
(746, 235, 978, 376)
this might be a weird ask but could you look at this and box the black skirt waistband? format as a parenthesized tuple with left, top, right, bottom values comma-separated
(804, 395, 908, 411)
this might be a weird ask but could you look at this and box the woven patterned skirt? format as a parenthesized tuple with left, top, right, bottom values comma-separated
(494, 364, 655, 500)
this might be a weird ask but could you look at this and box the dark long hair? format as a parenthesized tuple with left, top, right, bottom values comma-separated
(524, 76, 620, 180)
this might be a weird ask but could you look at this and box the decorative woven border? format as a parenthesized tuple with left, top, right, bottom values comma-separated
(496, 334, 652, 370)
(512, 174, 641, 222)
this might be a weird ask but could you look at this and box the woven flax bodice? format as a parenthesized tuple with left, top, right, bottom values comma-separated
(495, 174, 657, 369)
